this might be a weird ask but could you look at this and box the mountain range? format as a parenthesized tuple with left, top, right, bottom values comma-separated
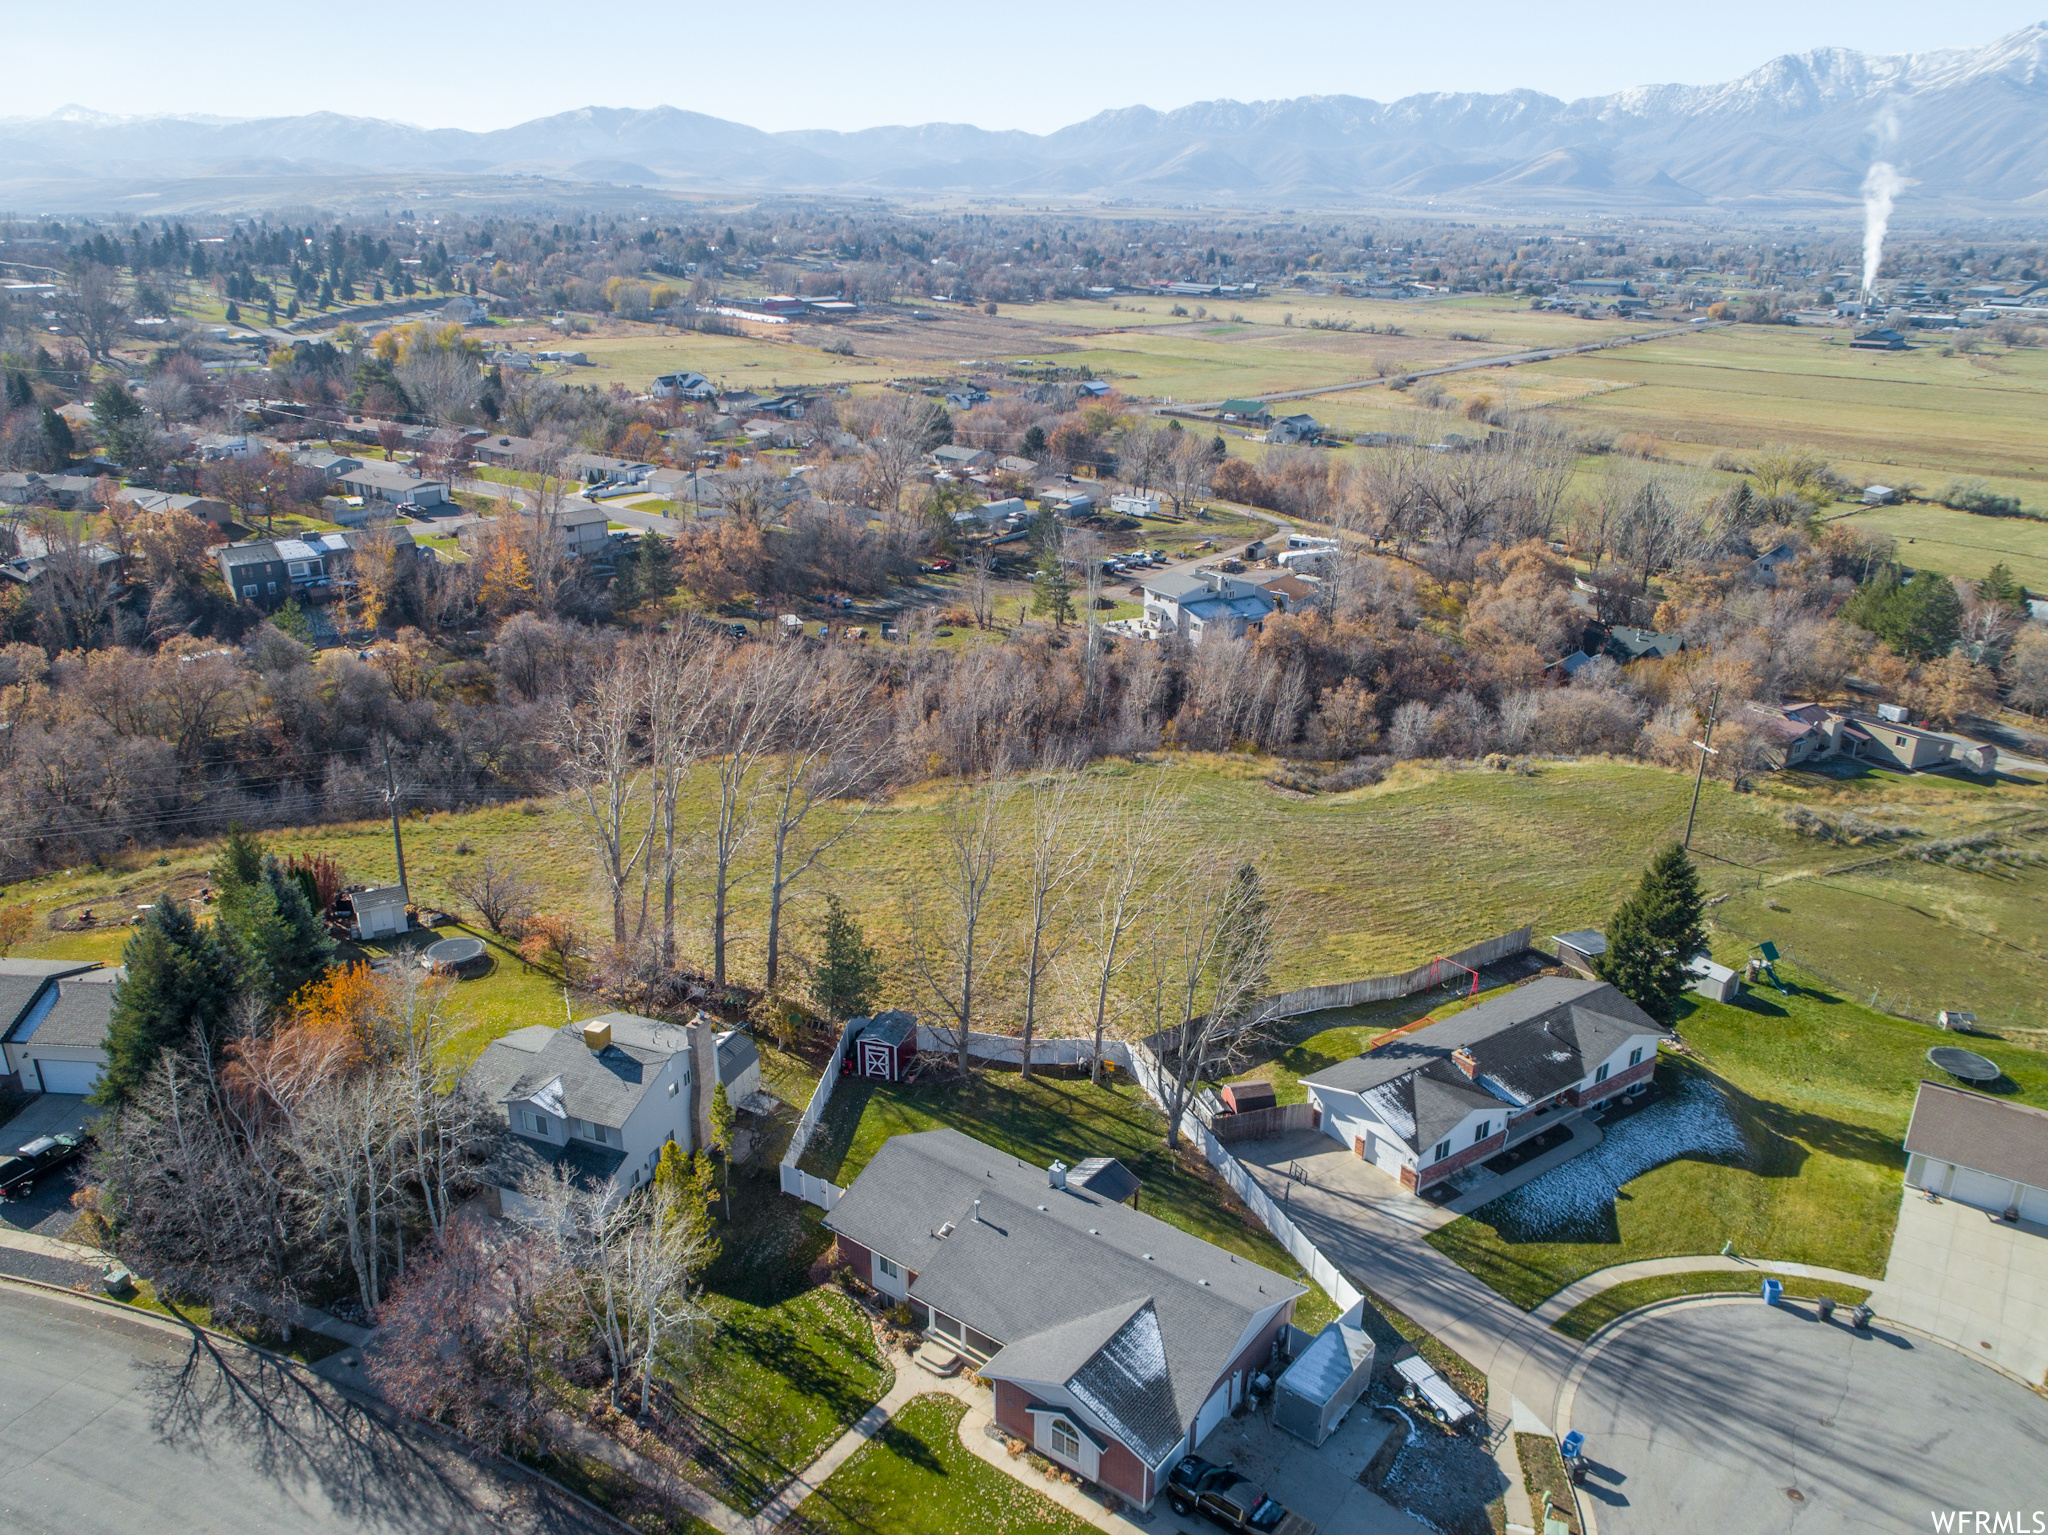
(3, 23, 2044, 215)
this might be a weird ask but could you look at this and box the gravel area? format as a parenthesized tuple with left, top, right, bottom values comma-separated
(1376, 1412, 1508, 1535)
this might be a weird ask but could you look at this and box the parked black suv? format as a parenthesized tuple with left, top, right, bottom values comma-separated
(1166, 1456, 1317, 1535)
(0, 1132, 94, 1198)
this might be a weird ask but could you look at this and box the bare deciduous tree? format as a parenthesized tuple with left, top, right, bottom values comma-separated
(905, 779, 1008, 1076)
(1077, 783, 1174, 1084)
(447, 855, 538, 937)
(1016, 771, 1089, 1079)
(555, 656, 655, 948)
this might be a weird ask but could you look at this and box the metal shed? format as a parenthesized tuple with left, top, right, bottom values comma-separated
(1685, 954, 1742, 1002)
(1273, 1300, 1376, 1446)
(1552, 929, 1605, 979)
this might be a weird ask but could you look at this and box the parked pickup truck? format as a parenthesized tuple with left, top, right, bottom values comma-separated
(0, 1132, 94, 1198)
(1166, 1456, 1317, 1535)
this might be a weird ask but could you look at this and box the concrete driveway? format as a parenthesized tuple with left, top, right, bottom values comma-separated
(1234, 1129, 1580, 1432)
(1557, 1299, 2048, 1535)
(0, 1284, 616, 1533)
(1150, 1403, 1428, 1535)
(1874, 1190, 2048, 1389)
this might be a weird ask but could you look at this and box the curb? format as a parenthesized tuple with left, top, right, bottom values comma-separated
(0, 1274, 637, 1534)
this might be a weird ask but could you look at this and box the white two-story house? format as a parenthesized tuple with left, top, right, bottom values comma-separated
(1301, 977, 1669, 1196)
(468, 1011, 760, 1216)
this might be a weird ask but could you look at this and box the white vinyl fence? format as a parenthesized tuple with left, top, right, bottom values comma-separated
(779, 1019, 855, 1211)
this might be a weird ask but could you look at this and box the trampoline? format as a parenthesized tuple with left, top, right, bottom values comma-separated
(423, 935, 490, 978)
(1927, 1046, 2001, 1084)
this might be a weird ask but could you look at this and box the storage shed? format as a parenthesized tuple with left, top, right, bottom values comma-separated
(1220, 1081, 1277, 1115)
(345, 886, 410, 941)
(842, 1010, 918, 1082)
(1552, 930, 1606, 979)
(1685, 954, 1742, 1002)
(1273, 1299, 1376, 1446)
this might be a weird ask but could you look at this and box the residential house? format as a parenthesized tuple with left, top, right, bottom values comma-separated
(651, 371, 716, 400)
(192, 433, 260, 461)
(1838, 714, 1958, 772)
(473, 433, 568, 469)
(564, 453, 654, 487)
(1139, 570, 1277, 642)
(559, 504, 611, 558)
(1742, 702, 1834, 768)
(114, 486, 233, 527)
(335, 461, 450, 508)
(1217, 400, 1271, 424)
(1301, 977, 1668, 1194)
(0, 959, 103, 1091)
(1603, 625, 1683, 664)
(0, 963, 120, 1096)
(954, 497, 1030, 531)
(931, 445, 995, 474)
(824, 1129, 1303, 1509)
(997, 455, 1039, 477)
(1076, 380, 1113, 398)
(22, 474, 97, 509)
(1851, 328, 1910, 351)
(1266, 413, 1322, 445)
(469, 1012, 761, 1212)
(216, 528, 417, 608)
(1257, 572, 1320, 613)
(0, 473, 45, 506)
(441, 295, 488, 325)
(944, 388, 990, 411)
(1903, 1081, 2048, 1224)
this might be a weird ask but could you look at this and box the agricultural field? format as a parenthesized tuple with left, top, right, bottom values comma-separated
(1821, 501, 2048, 591)
(1510, 324, 2048, 513)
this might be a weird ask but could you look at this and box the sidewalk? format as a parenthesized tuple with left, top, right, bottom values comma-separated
(1528, 1253, 1879, 1327)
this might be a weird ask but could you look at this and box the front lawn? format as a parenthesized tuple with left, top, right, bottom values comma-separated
(662, 1287, 892, 1515)
(798, 1067, 1340, 1331)
(1550, 1271, 1872, 1342)
(1424, 973, 2048, 1310)
(796, 1393, 1097, 1535)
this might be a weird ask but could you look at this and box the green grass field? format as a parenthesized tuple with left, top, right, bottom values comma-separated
(800, 1394, 1096, 1535)
(1423, 975, 2048, 1310)
(1823, 502, 2048, 590)
(1519, 325, 2048, 515)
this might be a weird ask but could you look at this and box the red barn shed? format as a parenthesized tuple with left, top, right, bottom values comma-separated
(842, 1010, 918, 1082)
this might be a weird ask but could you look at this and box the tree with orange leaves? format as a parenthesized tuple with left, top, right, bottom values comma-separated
(288, 962, 382, 1072)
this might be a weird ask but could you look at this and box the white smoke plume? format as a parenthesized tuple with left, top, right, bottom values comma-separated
(1862, 162, 1903, 297)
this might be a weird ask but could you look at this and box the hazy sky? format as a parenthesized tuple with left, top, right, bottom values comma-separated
(11, 2, 2042, 131)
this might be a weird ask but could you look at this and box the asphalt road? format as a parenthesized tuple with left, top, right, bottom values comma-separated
(0, 1285, 618, 1534)
(1563, 1300, 2048, 1535)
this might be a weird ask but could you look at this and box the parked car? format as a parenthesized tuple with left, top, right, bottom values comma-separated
(0, 1132, 95, 1198)
(1166, 1457, 1316, 1534)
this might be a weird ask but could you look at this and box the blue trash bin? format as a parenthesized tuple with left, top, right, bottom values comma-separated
(1561, 1431, 1585, 1460)
(1761, 1278, 1783, 1305)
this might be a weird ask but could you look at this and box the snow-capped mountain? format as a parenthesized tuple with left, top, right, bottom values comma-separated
(2, 24, 2043, 212)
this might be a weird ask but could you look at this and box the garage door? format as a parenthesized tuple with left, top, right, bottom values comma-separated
(1950, 1166, 2017, 1214)
(32, 1059, 100, 1096)
(1192, 1382, 1231, 1447)
(2018, 1182, 2048, 1227)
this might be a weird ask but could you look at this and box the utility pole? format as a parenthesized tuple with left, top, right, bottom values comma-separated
(1684, 685, 1721, 851)
(381, 735, 410, 899)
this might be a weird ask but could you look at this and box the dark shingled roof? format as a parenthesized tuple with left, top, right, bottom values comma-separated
(21, 974, 118, 1050)
(850, 1010, 916, 1049)
(826, 1129, 1299, 1466)
(1905, 1081, 2048, 1191)
(1302, 977, 1668, 1153)
(1070, 1156, 1142, 1205)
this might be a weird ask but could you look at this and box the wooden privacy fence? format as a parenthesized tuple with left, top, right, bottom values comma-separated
(1209, 1101, 1320, 1142)
(1244, 927, 1534, 1024)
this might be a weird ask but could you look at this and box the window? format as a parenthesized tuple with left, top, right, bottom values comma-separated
(1050, 1419, 1082, 1462)
(242, 585, 256, 598)
(1628, 1047, 1643, 1068)
(876, 1254, 900, 1281)
(668, 1082, 679, 1096)
(1433, 1139, 1452, 1163)
(266, 581, 278, 593)
(1474, 1121, 1491, 1144)
(522, 1110, 550, 1136)
(573, 1120, 620, 1147)
(1595, 1063, 1610, 1084)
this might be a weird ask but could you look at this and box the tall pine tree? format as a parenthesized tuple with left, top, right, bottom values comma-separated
(212, 829, 334, 1006)
(810, 896, 881, 1021)
(1593, 843, 1707, 1023)
(94, 898, 239, 1105)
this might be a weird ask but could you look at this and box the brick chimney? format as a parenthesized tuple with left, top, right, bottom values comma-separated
(1451, 1047, 1479, 1079)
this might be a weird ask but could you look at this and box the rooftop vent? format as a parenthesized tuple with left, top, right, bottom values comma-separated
(581, 1019, 612, 1053)
(935, 1221, 955, 1240)
(1048, 1159, 1068, 1190)
(972, 1198, 981, 1224)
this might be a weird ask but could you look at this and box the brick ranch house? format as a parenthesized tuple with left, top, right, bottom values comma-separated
(824, 1128, 1303, 1510)
(1301, 977, 1669, 1195)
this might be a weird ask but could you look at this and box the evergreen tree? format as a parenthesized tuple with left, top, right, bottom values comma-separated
(213, 824, 266, 892)
(1031, 544, 1075, 627)
(95, 898, 238, 1105)
(709, 1081, 736, 1217)
(1843, 568, 1964, 660)
(212, 830, 333, 1005)
(1593, 843, 1707, 1024)
(810, 895, 881, 1021)
(1980, 563, 2026, 612)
